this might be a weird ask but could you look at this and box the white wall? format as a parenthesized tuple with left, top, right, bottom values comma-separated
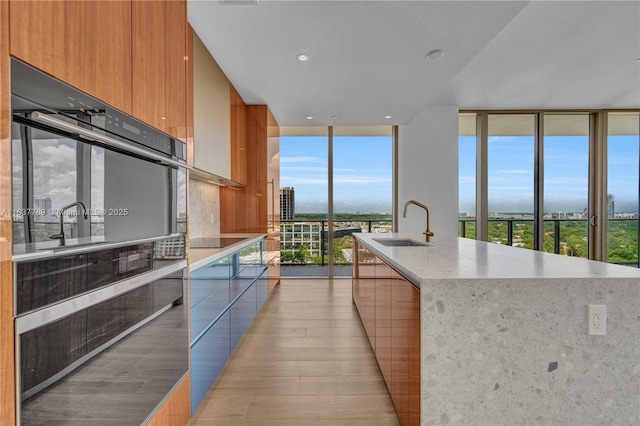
(398, 106, 459, 239)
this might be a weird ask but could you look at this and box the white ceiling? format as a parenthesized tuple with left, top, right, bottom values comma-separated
(188, 1, 640, 127)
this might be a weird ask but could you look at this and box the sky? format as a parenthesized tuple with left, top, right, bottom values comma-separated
(459, 134, 639, 214)
(280, 135, 392, 214)
(281, 131, 638, 216)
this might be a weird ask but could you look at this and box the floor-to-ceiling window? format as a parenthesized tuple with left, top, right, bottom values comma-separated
(487, 114, 535, 247)
(458, 114, 476, 239)
(333, 128, 393, 266)
(279, 126, 393, 277)
(279, 129, 328, 269)
(607, 112, 640, 267)
(460, 110, 640, 267)
(543, 114, 590, 257)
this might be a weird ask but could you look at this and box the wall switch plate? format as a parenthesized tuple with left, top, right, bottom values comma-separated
(588, 305, 607, 335)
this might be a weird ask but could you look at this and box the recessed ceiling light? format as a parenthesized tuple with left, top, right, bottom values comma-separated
(636, 57, 640, 63)
(385, 115, 392, 119)
(426, 49, 444, 61)
(297, 54, 309, 62)
(306, 116, 313, 120)
(331, 115, 338, 119)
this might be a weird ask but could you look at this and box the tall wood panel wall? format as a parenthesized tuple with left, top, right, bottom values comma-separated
(1, 1, 16, 423)
(0, 1, 192, 423)
(221, 103, 278, 233)
(221, 98, 281, 288)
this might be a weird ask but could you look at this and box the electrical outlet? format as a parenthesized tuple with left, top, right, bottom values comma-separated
(588, 305, 607, 336)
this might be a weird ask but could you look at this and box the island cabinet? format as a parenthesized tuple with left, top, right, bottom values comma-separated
(353, 240, 420, 426)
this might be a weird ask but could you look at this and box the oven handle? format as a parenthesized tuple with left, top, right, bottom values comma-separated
(30, 111, 190, 171)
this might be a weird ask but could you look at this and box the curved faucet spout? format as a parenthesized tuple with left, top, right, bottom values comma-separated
(402, 199, 434, 242)
(51, 201, 89, 246)
(61, 201, 89, 220)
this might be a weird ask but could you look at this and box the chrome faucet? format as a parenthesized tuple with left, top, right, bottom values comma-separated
(50, 201, 89, 246)
(403, 199, 435, 242)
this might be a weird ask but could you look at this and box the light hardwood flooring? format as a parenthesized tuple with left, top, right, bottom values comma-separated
(189, 278, 399, 426)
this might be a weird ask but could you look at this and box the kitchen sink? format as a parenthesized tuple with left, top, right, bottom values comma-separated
(373, 238, 429, 247)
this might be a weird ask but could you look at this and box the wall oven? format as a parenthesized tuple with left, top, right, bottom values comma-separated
(11, 58, 187, 246)
(11, 59, 189, 425)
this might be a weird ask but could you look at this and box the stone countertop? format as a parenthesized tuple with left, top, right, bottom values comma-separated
(354, 233, 640, 285)
(355, 233, 640, 425)
(188, 233, 266, 271)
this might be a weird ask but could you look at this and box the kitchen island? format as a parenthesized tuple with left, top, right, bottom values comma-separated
(353, 233, 640, 426)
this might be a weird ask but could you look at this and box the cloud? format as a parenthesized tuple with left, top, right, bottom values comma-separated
(499, 169, 530, 174)
(280, 175, 327, 185)
(334, 175, 391, 184)
(282, 173, 391, 187)
(544, 177, 588, 186)
(280, 156, 322, 164)
(281, 166, 327, 172)
(608, 156, 638, 167)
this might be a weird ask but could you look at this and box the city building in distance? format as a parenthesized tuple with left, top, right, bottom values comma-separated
(280, 187, 295, 221)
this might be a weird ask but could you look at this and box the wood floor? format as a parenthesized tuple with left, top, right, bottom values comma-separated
(189, 278, 399, 426)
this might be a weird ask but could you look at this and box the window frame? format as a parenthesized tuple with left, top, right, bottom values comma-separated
(460, 109, 640, 266)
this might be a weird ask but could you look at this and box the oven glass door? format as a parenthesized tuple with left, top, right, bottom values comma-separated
(12, 117, 186, 247)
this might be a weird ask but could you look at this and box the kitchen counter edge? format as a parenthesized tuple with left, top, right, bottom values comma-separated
(188, 233, 267, 271)
(353, 233, 640, 288)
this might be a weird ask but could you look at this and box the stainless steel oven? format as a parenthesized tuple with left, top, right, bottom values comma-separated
(11, 58, 187, 247)
(11, 58, 189, 426)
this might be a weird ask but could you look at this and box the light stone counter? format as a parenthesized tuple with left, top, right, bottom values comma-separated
(188, 233, 266, 271)
(354, 233, 640, 426)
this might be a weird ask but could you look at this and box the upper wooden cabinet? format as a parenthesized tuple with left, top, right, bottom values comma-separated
(9, 0, 133, 114)
(230, 86, 247, 184)
(10, 0, 189, 142)
(132, 0, 187, 141)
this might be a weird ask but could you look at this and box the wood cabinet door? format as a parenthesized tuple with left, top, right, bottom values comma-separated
(10, 0, 132, 114)
(230, 86, 248, 184)
(375, 261, 393, 388)
(391, 272, 420, 426)
(132, 0, 187, 141)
